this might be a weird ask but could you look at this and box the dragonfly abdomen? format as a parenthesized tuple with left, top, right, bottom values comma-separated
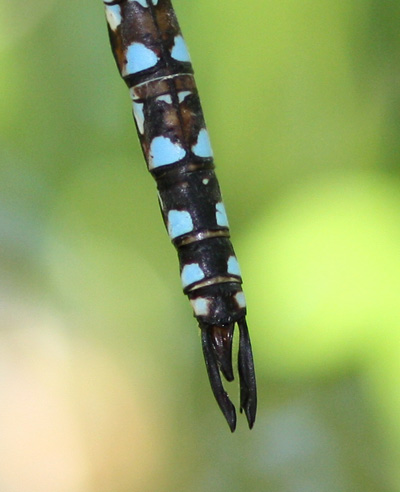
(103, 0, 256, 431)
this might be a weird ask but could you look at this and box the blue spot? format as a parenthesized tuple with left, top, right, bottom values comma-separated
(192, 129, 213, 158)
(171, 35, 191, 62)
(181, 263, 205, 288)
(149, 136, 186, 168)
(178, 91, 192, 103)
(104, 4, 122, 30)
(168, 210, 194, 239)
(134, 0, 149, 7)
(235, 292, 247, 308)
(156, 94, 173, 104)
(227, 256, 241, 277)
(190, 297, 210, 316)
(133, 1, 159, 8)
(216, 202, 229, 227)
(125, 43, 158, 75)
(132, 102, 145, 134)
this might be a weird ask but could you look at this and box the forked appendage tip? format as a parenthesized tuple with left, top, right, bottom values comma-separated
(201, 325, 236, 431)
(238, 318, 257, 429)
(200, 319, 257, 431)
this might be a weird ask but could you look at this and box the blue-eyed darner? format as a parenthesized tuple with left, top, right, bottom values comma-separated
(101, 0, 256, 431)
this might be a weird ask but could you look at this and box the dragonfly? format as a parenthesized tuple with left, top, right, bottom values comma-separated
(101, 0, 256, 431)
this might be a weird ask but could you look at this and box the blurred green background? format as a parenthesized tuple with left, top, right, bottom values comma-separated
(1, 0, 400, 490)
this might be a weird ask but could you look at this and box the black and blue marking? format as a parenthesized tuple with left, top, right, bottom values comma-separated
(102, 0, 257, 431)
